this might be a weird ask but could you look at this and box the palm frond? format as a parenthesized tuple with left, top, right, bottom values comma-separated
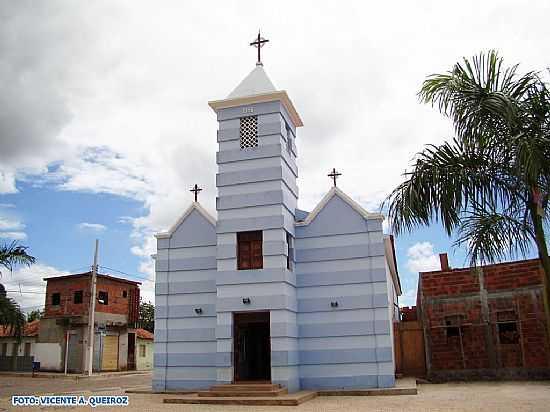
(0, 241, 36, 276)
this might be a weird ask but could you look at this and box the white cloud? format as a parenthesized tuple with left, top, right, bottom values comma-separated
(2, 1, 550, 289)
(0, 231, 27, 240)
(407, 241, 441, 273)
(0, 217, 24, 231)
(77, 222, 107, 233)
(399, 288, 419, 308)
(0, 172, 17, 194)
(2, 263, 71, 314)
(0, 216, 26, 240)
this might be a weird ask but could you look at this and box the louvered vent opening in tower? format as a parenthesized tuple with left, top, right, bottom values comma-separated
(239, 116, 259, 149)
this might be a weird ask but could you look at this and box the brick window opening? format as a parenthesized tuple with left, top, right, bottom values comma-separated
(122, 290, 127, 298)
(239, 116, 258, 149)
(445, 314, 463, 338)
(497, 311, 519, 344)
(74, 290, 83, 304)
(51, 292, 61, 306)
(139, 344, 146, 358)
(98, 291, 108, 305)
(1, 343, 7, 356)
(498, 322, 519, 344)
(237, 231, 263, 270)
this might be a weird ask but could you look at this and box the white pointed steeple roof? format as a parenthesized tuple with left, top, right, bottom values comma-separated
(209, 65, 303, 127)
(227, 65, 277, 99)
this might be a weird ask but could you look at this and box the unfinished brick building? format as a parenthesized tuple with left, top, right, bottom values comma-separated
(418, 254, 550, 380)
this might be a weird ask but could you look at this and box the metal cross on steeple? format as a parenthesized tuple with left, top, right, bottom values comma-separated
(250, 30, 269, 66)
(190, 184, 202, 202)
(328, 168, 342, 187)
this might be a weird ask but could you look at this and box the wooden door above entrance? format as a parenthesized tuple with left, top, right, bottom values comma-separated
(233, 311, 271, 382)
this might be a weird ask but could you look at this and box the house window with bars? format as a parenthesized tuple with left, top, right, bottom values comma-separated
(239, 116, 258, 149)
(237, 231, 263, 270)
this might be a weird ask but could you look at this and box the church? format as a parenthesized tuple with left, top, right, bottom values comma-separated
(153, 34, 402, 393)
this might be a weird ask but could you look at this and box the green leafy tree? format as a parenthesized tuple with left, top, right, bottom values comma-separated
(385, 51, 550, 326)
(26, 309, 43, 322)
(139, 299, 155, 333)
(0, 241, 36, 337)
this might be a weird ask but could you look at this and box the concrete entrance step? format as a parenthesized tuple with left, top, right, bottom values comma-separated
(200, 383, 287, 397)
(165, 390, 317, 406)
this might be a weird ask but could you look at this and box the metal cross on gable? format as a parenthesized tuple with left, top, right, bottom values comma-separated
(328, 168, 342, 187)
(250, 30, 269, 66)
(190, 184, 202, 202)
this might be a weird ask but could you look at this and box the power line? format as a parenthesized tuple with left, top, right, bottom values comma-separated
(99, 265, 154, 283)
(5, 290, 45, 294)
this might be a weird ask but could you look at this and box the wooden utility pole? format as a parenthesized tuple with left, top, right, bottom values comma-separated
(87, 239, 99, 376)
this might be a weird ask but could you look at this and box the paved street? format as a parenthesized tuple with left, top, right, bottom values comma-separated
(1, 379, 550, 411)
(0, 372, 151, 398)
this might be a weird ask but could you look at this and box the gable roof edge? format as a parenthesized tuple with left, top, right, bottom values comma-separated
(155, 202, 217, 239)
(295, 187, 384, 227)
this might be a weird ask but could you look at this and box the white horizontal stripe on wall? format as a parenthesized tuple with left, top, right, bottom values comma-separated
(299, 336, 377, 351)
(217, 204, 284, 220)
(167, 341, 217, 354)
(218, 155, 283, 172)
(297, 283, 374, 299)
(166, 367, 216, 380)
(298, 309, 376, 324)
(295, 233, 372, 249)
(270, 309, 296, 324)
(271, 337, 299, 351)
(217, 180, 283, 196)
(263, 228, 286, 242)
(167, 317, 216, 329)
(217, 233, 236, 245)
(156, 246, 217, 260)
(217, 259, 236, 271)
(296, 257, 385, 274)
(217, 282, 295, 298)
(216, 312, 232, 326)
(217, 367, 233, 382)
(167, 292, 216, 305)
(300, 363, 378, 378)
(167, 270, 218, 282)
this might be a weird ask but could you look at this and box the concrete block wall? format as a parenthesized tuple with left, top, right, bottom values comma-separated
(295, 194, 395, 389)
(154, 208, 218, 390)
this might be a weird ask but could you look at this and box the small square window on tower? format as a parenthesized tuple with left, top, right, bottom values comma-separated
(239, 116, 258, 150)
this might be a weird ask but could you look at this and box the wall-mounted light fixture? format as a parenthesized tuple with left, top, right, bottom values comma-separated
(242, 297, 251, 305)
(194, 308, 203, 314)
(330, 301, 339, 308)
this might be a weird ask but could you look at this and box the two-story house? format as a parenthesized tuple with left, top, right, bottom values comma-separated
(39, 271, 141, 373)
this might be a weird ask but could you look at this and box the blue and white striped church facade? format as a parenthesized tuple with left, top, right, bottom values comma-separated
(153, 64, 402, 393)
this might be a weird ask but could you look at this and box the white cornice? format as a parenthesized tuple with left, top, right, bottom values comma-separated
(155, 202, 216, 239)
(208, 90, 304, 128)
(295, 187, 384, 227)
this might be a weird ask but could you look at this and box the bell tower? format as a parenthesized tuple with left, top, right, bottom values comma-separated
(208, 33, 303, 391)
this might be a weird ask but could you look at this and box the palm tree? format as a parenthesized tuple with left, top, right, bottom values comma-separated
(385, 51, 550, 321)
(0, 241, 36, 337)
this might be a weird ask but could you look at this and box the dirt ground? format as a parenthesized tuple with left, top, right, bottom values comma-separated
(1, 380, 550, 411)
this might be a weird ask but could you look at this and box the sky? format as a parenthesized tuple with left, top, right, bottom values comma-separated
(0, 0, 548, 313)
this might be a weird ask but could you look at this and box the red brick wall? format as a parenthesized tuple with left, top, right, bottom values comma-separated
(400, 306, 418, 321)
(44, 275, 139, 319)
(44, 277, 91, 318)
(94, 277, 138, 316)
(419, 258, 550, 375)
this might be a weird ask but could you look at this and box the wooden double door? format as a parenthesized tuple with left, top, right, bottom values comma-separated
(233, 311, 271, 382)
